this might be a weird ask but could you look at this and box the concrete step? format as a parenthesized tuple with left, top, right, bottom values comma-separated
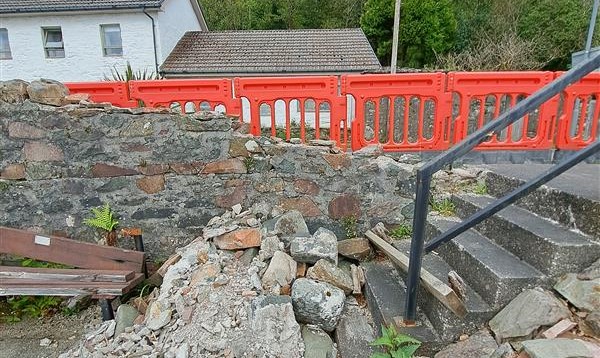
(483, 165, 600, 239)
(393, 240, 495, 341)
(426, 216, 546, 309)
(362, 260, 443, 355)
(453, 193, 600, 276)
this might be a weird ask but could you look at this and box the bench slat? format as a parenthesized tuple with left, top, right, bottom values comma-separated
(0, 266, 135, 283)
(0, 227, 144, 272)
(0, 273, 145, 297)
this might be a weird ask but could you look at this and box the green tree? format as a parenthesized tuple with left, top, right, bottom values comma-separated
(361, 0, 457, 67)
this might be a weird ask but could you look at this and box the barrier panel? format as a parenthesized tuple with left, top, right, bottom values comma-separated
(128, 79, 240, 116)
(65, 82, 137, 108)
(448, 72, 557, 150)
(342, 73, 452, 152)
(235, 76, 347, 148)
(555, 72, 600, 150)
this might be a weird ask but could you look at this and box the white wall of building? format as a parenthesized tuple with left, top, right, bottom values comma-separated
(156, 0, 202, 61)
(0, 11, 157, 82)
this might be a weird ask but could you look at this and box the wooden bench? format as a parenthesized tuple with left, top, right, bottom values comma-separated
(0, 226, 146, 320)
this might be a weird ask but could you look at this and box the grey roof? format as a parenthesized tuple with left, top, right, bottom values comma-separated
(161, 29, 382, 75)
(0, 0, 165, 14)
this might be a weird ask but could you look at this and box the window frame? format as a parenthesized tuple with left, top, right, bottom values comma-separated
(42, 27, 65, 59)
(100, 24, 123, 57)
(0, 28, 12, 60)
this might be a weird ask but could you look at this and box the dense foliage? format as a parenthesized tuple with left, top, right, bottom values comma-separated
(198, 0, 600, 70)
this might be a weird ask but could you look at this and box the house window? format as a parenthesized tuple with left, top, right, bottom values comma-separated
(0, 28, 11, 59)
(101, 24, 122, 56)
(43, 27, 65, 58)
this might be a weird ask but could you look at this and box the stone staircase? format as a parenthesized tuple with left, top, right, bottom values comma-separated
(364, 164, 600, 353)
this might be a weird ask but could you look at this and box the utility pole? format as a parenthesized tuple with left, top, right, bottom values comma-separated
(391, 0, 401, 74)
(585, 0, 599, 57)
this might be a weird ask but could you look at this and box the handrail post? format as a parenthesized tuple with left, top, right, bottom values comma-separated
(404, 169, 432, 323)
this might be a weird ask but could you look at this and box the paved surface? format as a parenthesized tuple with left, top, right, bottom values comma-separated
(480, 164, 600, 201)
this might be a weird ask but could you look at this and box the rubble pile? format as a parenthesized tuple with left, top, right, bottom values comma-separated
(61, 205, 374, 358)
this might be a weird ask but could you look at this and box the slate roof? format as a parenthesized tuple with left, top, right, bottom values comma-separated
(161, 28, 382, 75)
(0, 0, 165, 14)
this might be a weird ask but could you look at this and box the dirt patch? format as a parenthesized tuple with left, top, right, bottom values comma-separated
(0, 305, 101, 358)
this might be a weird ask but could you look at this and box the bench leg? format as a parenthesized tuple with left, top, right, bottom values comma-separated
(99, 299, 114, 321)
(133, 234, 148, 278)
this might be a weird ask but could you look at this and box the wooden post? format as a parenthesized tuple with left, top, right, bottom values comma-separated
(391, 0, 402, 74)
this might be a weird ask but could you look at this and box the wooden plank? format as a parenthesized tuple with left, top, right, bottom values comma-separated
(541, 319, 577, 339)
(0, 266, 134, 283)
(365, 230, 467, 318)
(0, 227, 144, 271)
(0, 273, 144, 297)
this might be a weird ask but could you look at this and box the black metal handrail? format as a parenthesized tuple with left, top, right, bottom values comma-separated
(404, 52, 600, 323)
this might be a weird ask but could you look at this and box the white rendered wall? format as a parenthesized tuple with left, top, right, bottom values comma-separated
(156, 0, 202, 61)
(0, 11, 157, 82)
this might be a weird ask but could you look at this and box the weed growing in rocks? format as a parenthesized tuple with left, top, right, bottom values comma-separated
(370, 324, 421, 358)
(341, 215, 358, 239)
(243, 156, 256, 172)
(84, 203, 119, 246)
(474, 182, 488, 195)
(430, 198, 456, 216)
(389, 224, 412, 239)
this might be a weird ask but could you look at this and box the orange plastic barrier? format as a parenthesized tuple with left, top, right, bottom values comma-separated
(65, 82, 137, 108)
(448, 72, 557, 150)
(128, 79, 240, 116)
(235, 76, 347, 148)
(555, 72, 600, 150)
(342, 73, 452, 152)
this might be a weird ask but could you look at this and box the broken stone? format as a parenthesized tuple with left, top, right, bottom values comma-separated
(145, 300, 172, 331)
(489, 288, 570, 341)
(302, 325, 337, 358)
(583, 311, 600, 338)
(238, 247, 259, 265)
(244, 140, 262, 153)
(261, 251, 297, 293)
(39, 338, 52, 347)
(266, 210, 310, 237)
(214, 228, 261, 250)
(489, 342, 515, 358)
(306, 259, 353, 295)
(335, 312, 375, 358)
(259, 235, 283, 261)
(27, 78, 69, 106)
(541, 319, 577, 339)
(521, 338, 594, 358)
(0, 79, 29, 103)
(190, 262, 221, 286)
(250, 296, 303, 357)
(554, 273, 600, 312)
(578, 258, 600, 281)
(290, 227, 338, 265)
(291, 278, 345, 332)
(434, 330, 498, 358)
(337, 238, 372, 261)
(114, 304, 139, 337)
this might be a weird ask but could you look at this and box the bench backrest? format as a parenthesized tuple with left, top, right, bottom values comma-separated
(0, 227, 145, 272)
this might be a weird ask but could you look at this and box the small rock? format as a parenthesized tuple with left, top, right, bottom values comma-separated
(489, 342, 515, 358)
(306, 259, 353, 295)
(259, 235, 283, 261)
(266, 210, 310, 237)
(175, 342, 190, 358)
(289, 138, 302, 144)
(291, 278, 345, 332)
(40, 338, 52, 347)
(214, 228, 261, 250)
(262, 251, 297, 293)
(309, 139, 336, 147)
(0, 79, 29, 103)
(232, 204, 243, 215)
(302, 325, 337, 358)
(27, 78, 69, 106)
(489, 288, 570, 341)
(578, 258, 600, 280)
(434, 330, 498, 358)
(190, 262, 221, 286)
(115, 304, 139, 336)
(337, 238, 372, 261)
(145, 301, 173, 331)
(583, 311, 600, 338)
(245, 140, 262, 153)
(239, 247, 259, 265)
(290, 228, 338, 265)
(554, 273, 600, 312)
(521, 338, 594, 358)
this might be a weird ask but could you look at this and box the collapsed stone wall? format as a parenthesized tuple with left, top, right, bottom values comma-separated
(0, 99, 416, 257)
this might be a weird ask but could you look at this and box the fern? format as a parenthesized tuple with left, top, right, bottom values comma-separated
(84, 203, 119, 232)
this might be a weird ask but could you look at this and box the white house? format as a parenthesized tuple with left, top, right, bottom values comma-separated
(0, 0, 207, 82)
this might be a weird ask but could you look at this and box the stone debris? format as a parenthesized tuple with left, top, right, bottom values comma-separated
(60, 207, 374, 357)
(521, 338, 594, 358)
(39, 338, 52, 347)
(337, 238, 372, 261)
(26, 79, 69, 106)
(290, 227, 338, 264)
(434, 330, 498, 358)
(554, 273, 600, 312)
(489, 288, 570, 341)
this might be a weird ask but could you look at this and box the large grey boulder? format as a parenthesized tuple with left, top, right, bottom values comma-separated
(489, 288, 570, 341)
(290, 228, 338, 265)
(306, 259, 353, 295)
(250, 296, 303, 358)
(261, 250, 297, 293)
(291, 278, 345, 332)
(521, 338, 594, 358)
(554, 273, 600, 312)
(0, 79, 29, 103)
(26, 79, 69, 106)
(302, 325, 337, 358)
(434, 330, 498, 358)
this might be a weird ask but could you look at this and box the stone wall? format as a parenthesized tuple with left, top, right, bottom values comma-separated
(0, 100, 415, 257)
